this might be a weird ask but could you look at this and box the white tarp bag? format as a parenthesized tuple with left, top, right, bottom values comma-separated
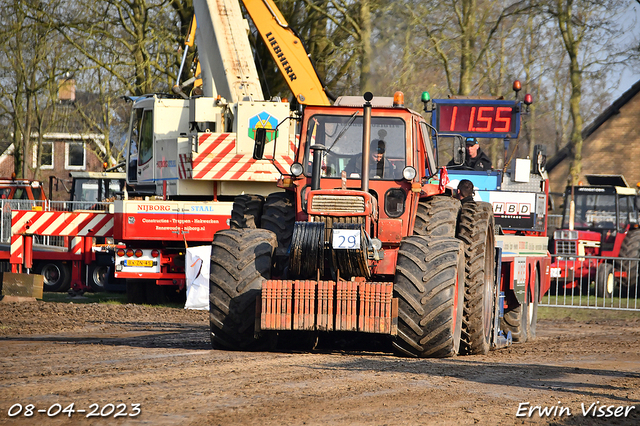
(184, 245, 211, 310)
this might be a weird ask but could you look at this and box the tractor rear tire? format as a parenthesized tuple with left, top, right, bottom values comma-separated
(393, 236, 464, 358)
(414, 196, 461, 238)
(36, 261, 71, 292)
(456, 201, 496, 355)
(619, 228, 640, 293)
(260, 192, 295, 274)
(230, 194, 265, 229)
(209, 228, 277, 351)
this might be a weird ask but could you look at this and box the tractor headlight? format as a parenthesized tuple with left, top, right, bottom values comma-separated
(290, 162, 304, 177)
(402, 166, 417, 181)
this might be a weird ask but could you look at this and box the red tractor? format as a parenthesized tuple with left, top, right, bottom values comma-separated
(208, 92, 501, 357)
(550, 174, 640, 298)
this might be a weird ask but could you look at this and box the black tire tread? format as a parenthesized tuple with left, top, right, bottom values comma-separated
(414, 196, 461, 238)
(502, 302, 527, 343)
(456, 201, 495, 355)
(393, 236, 464, 358)
(209, 228, 276, 351)
(260, 192, 295, 267)
(230, 194, 265, 229)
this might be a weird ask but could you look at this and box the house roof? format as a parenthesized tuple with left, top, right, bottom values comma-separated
(546, 79, 640, 172)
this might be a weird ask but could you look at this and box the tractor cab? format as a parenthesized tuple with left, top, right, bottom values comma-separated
(553, 175, 639, 256)
(253, 91, 461, 278)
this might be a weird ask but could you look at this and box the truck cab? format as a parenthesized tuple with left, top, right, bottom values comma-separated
(0, 178, 46, 201)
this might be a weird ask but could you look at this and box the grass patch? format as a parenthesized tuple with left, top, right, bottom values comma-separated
(538, 306, 640, 321)
(542, 294, 639, 309)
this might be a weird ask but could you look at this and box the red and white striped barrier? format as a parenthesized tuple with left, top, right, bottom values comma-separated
(192, 133, 294, 180)
(11, 211, 113, 237)
(10, 210, 114, 273)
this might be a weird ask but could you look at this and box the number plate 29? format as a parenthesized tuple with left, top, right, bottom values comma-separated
(332, 229, 360, 249)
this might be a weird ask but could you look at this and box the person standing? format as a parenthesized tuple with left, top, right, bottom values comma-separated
(449, 137, 492, 171)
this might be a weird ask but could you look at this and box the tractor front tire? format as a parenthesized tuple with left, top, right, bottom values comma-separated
(393, 236, 464, 358)
(230, 194, 265, 229)
(414, 196, 461, 238)
(209, 228, 276, 351)
(456, 201, 496, 355)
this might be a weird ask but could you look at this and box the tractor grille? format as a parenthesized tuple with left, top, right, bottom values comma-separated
(310, 195, 365, 213)
(555, 240, 577, 255)
(310, 215, 365, 243)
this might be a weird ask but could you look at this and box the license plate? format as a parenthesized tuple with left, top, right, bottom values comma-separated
(124, 259, 153, 267)
(550, 267, 561, 278)
(332, 229, 361, 249)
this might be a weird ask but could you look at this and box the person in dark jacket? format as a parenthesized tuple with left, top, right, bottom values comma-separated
(456, 179, 475, 204)
(346, 139, 397, 179)
(449, 137, 492, 171)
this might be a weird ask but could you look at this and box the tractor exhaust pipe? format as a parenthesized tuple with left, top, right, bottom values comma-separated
(361, 92, 373, 192)
(310, 144, 326, 191)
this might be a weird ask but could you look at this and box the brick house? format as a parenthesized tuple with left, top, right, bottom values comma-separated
(0, 82, 117, 201)
(546, 79, 640, 211)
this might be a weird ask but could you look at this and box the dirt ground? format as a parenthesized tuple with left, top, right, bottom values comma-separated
(0, 300, 639, 426)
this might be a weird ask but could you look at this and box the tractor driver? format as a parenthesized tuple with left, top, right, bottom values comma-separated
(449, 137, 492, 171)
(346, 138, 397, 179)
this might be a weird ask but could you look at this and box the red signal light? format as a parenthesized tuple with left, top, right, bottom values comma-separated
(524, 94, 533, 105)
(151, 249, 159, 258)
(135, 249, 143, 258)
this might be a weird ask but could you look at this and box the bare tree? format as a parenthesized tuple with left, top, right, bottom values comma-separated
(406, 0, 532, 96)
(52, 0, 182, 96)
(539, 0, 636, 184)
(0, 0, 73, 178)
(300, 0, 378, 93)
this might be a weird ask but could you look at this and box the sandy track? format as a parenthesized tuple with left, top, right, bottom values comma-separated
(0, 301, 638, 425)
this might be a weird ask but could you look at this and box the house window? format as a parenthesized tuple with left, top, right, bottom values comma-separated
(66, 142, 85, 170)
(32, 141, 54, 169)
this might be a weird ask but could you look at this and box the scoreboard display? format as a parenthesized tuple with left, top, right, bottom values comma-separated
(431, 99, 521, 139)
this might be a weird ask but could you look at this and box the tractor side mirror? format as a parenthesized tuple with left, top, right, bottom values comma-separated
(452, 136, 466, 165)
(253, 128, 268, 160)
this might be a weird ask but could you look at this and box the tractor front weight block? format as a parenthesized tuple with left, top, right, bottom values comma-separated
(257, 280, 398, 335)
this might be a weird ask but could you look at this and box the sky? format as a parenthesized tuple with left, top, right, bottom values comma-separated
(609, 2, 640, 100)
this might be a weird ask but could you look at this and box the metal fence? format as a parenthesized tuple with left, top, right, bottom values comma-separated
(544, 254, 640, 311)
(0, 199, 111, 246)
